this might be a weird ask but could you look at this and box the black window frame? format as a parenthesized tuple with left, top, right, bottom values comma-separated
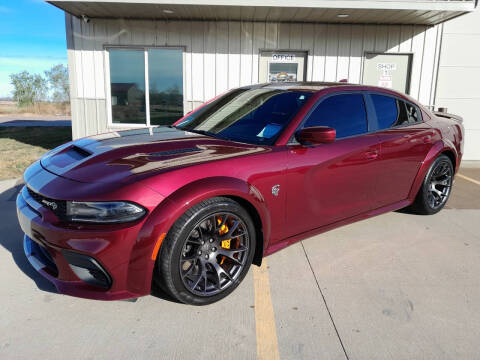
(364, 91, 423, 132)
(290, 91, 372, 144)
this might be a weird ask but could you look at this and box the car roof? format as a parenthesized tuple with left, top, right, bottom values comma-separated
(258, 81, 352, 91)
(247, 81, 418, 104)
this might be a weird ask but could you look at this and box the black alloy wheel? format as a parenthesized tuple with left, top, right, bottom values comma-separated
(410, 154, 454, 215)
(426, 159, 453, 209)
(179, 212, 249, 296)
(155, 197, 256, 305)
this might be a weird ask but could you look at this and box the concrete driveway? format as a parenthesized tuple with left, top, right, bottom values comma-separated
(0, 168, 479, 359)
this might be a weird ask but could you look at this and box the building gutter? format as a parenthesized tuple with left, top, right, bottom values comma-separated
(48, 0, 476, 12)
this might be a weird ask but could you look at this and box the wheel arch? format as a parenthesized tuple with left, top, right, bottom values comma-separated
(223, 195, 264, 266)
(159, 177, 269, 266)
(408, 140, 458, 201)
(132, 176, 269, 294)
(441, 149, 456, 172)
(159, 177, 270, 245)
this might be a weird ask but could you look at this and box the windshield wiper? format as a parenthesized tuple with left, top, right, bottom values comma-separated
(185, 129, 220, 139)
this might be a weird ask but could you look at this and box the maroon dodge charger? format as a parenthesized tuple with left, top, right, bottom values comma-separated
(17, 83, 464, 305)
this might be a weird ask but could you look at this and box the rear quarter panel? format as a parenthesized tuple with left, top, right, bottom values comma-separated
(407, 111, 464, 200)
(424, 111, 464, 172)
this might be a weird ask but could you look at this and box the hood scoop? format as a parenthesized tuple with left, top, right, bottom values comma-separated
(43, 145, 92, 169)
(69, 145, 92, 159)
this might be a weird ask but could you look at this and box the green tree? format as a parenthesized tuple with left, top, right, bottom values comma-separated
(9, 71, 48, 107)
(45, 64, 69, 103)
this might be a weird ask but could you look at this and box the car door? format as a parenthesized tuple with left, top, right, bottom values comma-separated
(367, 93, 436, 208)
(285, 92, 381, 238)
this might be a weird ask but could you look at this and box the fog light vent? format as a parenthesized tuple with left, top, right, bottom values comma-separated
(62, 251, 112, 289)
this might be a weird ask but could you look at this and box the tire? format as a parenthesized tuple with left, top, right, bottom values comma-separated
(409, 154, 454, 215)
(154, 197, 256, 305)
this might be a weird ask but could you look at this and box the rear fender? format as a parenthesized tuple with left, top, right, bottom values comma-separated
(407, 140, 458, 201)
(127, 177, 270, 295)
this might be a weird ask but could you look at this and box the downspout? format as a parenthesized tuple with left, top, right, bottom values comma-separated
(431, 22, 444, 111)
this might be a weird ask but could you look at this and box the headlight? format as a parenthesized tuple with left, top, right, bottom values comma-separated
(66, 201, 146, 223)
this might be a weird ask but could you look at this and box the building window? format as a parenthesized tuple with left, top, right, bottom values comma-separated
(268, 63, 298, 82)
(108, 47, 183, 126)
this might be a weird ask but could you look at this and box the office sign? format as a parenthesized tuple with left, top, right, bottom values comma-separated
(272, 54, 296, 61)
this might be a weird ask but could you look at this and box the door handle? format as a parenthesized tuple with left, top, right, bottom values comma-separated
(364, 150, 378, 160)
(423, 135, 432, 144)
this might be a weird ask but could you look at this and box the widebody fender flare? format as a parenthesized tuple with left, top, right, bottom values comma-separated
(408, 140, 459, 201)
(126, 177, 270, 295)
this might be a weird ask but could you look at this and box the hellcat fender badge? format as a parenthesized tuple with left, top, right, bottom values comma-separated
(271, 185, 280, 197)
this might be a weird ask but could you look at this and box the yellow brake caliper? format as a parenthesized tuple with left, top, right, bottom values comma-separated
(217, 218, 230, 265)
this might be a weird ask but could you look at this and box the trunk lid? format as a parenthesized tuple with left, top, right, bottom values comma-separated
(433, 111, 463, 123)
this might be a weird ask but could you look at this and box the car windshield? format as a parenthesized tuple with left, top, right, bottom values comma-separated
(175, 88, 313, 145)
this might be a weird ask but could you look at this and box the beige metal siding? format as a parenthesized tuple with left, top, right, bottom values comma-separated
(67, 14, 442, 138)
(436, 9, 480, 160)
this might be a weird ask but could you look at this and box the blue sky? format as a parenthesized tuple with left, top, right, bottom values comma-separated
(0, 0, 67, 98)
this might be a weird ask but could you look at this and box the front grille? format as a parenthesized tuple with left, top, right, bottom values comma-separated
(27, 187, 67, 220)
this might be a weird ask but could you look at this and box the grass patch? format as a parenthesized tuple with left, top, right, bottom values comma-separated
(0, 127, 72, 180)
(0, 101, 70, 116)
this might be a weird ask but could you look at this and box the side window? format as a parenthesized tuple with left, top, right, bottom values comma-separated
(397, 100, 410, 125)
(404, 101, 421, 124)
(303, 94, 367, 138)
(371, 94, 422, 130)
(371, 94, 408, 129)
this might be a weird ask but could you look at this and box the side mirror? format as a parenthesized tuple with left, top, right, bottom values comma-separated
(295, 126, 336, 145)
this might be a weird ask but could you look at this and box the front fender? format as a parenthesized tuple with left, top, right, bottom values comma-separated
(407, 140, 458, 201)
(127, 176, 270, 295)
(150, 177, 270, 243)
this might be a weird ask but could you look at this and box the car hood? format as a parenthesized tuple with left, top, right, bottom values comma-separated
(40, 127, 269, 183)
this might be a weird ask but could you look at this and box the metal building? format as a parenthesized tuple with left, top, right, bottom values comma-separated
(47, 0, 479, 159)
(435, 8, 480, 161)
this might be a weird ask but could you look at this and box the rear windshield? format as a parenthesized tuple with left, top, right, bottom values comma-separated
(176, 88, 313, 145)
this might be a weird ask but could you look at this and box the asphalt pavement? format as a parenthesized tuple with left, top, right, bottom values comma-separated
(0, 167, 479, 359)
(0, 115, 71, 127)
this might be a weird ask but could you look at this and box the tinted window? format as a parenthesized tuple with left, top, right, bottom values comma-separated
(176, 88, 312, 145)
(404, 101, 421, 124)
(371, 94, 400, 129)
(371, 94, 421, 130)
(304, 94, 367, 138)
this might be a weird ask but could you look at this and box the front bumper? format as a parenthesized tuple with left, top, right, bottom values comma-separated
(17, 186, 146, 300)
(23, 235, 114, 293)
(15, 161, 166, 300)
